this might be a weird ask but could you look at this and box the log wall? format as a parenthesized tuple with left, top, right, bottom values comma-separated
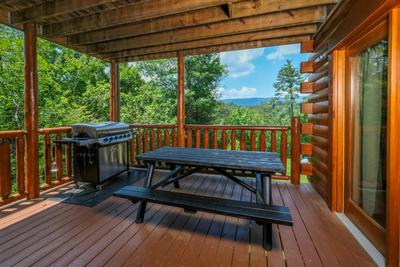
(300, 41, 332, 207)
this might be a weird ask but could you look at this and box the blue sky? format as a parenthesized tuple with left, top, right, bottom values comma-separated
(218, 44, 309, 99)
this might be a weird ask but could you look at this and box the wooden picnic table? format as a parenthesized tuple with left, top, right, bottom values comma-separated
(114, 146, 292, 250)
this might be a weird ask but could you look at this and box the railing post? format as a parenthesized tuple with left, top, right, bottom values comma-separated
(110, 60, 120, 122)
(291, 117, 301, 185)
(24, 22, 40, 199)
(177, 51, 185, 147)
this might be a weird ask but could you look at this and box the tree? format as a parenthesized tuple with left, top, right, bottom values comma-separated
(136, 54, 227, 124)
(272, 60, 304, 118)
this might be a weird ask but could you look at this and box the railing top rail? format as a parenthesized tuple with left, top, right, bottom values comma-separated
(0, 130, 25, 138)
(39, 127, 71, 134)
(130, 124, 176, 129)
(185, 124, 291, 131)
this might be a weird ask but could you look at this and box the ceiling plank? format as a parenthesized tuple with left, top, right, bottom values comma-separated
(103, 24, 317, 59)
(116, 35, 310, 62)
(85, 6, 325, 54)
(67, 0, 335, 45)
(42, 0, 241, 37)
(9, 0, 124, 24)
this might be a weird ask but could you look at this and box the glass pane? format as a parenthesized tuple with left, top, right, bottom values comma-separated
(351, 39, 388, 228)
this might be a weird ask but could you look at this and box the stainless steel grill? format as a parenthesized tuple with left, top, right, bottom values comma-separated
(59, 121, 132, 189)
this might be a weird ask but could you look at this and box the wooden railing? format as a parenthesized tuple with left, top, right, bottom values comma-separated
(0, 118, 300, 206)
(38, 127, 72, 189)
(129, 119, 301, 182)
(0, 130, 26, 205)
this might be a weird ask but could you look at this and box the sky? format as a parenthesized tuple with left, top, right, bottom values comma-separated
(218, 44, 309, 99)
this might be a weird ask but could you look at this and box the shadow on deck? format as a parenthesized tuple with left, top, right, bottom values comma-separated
(0, 170, 375, 266)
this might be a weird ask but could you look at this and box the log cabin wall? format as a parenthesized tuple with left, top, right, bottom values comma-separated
(299, 42, 332, 207)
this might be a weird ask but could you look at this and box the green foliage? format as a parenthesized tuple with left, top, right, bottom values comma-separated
(272, 60, 304, 118)
(0, 25, 227, 130)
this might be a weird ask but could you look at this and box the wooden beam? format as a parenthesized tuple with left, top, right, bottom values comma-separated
(301, 143, 313, 155)
(301, 82, 315, 93)
(116, 35, 310, 62)
(66, 0, 334, 45)
(23, 22, 39, 199)
(177, 51, 185, 148)
(301, 40, 315, 53)
(104, 25, 317, 59)
(291, 117, 301, 185)
(301, 123, 314, 135)
(387, 7, 400, 267)
(87, 7, 325, 54)
(300, 61, 315, 73)
(42, 0, 241, 37)
(9, 0, 120, 24)
(110, 61, 120, 122)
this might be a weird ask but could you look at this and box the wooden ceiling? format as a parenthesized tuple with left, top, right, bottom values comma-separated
(0, 0, 338, 62)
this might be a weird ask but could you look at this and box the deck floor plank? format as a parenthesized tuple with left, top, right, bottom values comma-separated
(121, 175, 213, 266)
(276, 182, 322, 267)
(0, 171, 376, 267)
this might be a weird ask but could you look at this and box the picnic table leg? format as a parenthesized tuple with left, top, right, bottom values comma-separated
(170, 164, 180, 188)
(256, 172, 273, 250)
(135, 162, 155, 223)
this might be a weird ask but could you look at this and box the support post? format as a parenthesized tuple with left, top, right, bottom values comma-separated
(110, 60, 120, 122)
(23, 22, 39, 199)
(177, 51, 185, 147)
(291, 117, 301, 185)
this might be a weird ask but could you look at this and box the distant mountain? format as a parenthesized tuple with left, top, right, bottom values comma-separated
(222, 98, 268, 106)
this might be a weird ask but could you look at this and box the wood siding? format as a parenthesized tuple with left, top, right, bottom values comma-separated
(300, 42, 332, 207)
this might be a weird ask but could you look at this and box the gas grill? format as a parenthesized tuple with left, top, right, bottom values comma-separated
(59, 122, 132, 189)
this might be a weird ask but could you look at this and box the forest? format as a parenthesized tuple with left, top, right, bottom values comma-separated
(0, 24, 304, 131)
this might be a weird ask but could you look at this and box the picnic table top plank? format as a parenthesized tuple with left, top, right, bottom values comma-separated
(136, 147, 285, 174)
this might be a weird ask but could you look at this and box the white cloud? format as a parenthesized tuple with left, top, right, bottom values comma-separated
(218, 86, 257, 99)
(266, 44, 300, 60)
(220, 48, 264, 78)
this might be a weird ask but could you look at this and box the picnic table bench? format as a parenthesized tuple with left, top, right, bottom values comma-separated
(114, 146, 293, 250)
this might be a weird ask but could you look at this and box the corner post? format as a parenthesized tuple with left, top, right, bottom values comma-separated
(23, 22, 40, 199)
(291, 117, 301, 185)
(110, 60, 120, 122)
(177, 51, 185, 147)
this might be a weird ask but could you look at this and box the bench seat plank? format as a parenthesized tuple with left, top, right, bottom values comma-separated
(114, 186, 292, 226)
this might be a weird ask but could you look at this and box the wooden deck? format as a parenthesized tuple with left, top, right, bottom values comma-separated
(0, 170, 375, 267)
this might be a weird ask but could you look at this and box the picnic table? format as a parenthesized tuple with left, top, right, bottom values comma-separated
(114, 147, 292, 250)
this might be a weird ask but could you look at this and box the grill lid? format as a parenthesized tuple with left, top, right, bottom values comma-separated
(71, 121, 130, 138)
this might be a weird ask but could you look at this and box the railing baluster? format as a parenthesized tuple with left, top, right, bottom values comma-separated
(213, 130, 218, 149)
(231, 130, 236, 150)
(222, 130, 227, 149)
(250, 130, 256, 151)
(142, 129, 148, 152)
(164, 129, 170, 146)
(204, 130, 209, 149)
(172, 128, 177, 146)
(281, 130, 288, 176)
(16, 136, 25, 196)
(240, 130, 246, 150)
(187, 129, 192, 148)
(136, 129, 141, 159)
(130, 139, 135, 164)
(195, 129, 201, 148)
(271, 130, 277, 152)
(157, 129, 162, 148)
(44, 134, 52, 186)
(0, 141, 11, 200)
(150, 129, 154, 151)
(56, 133, 63, 183)
(259, 130, 266, 151)
(66, 132, 72, 179)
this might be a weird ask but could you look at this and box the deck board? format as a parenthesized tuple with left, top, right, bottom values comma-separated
(0, 170, 375, 267)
